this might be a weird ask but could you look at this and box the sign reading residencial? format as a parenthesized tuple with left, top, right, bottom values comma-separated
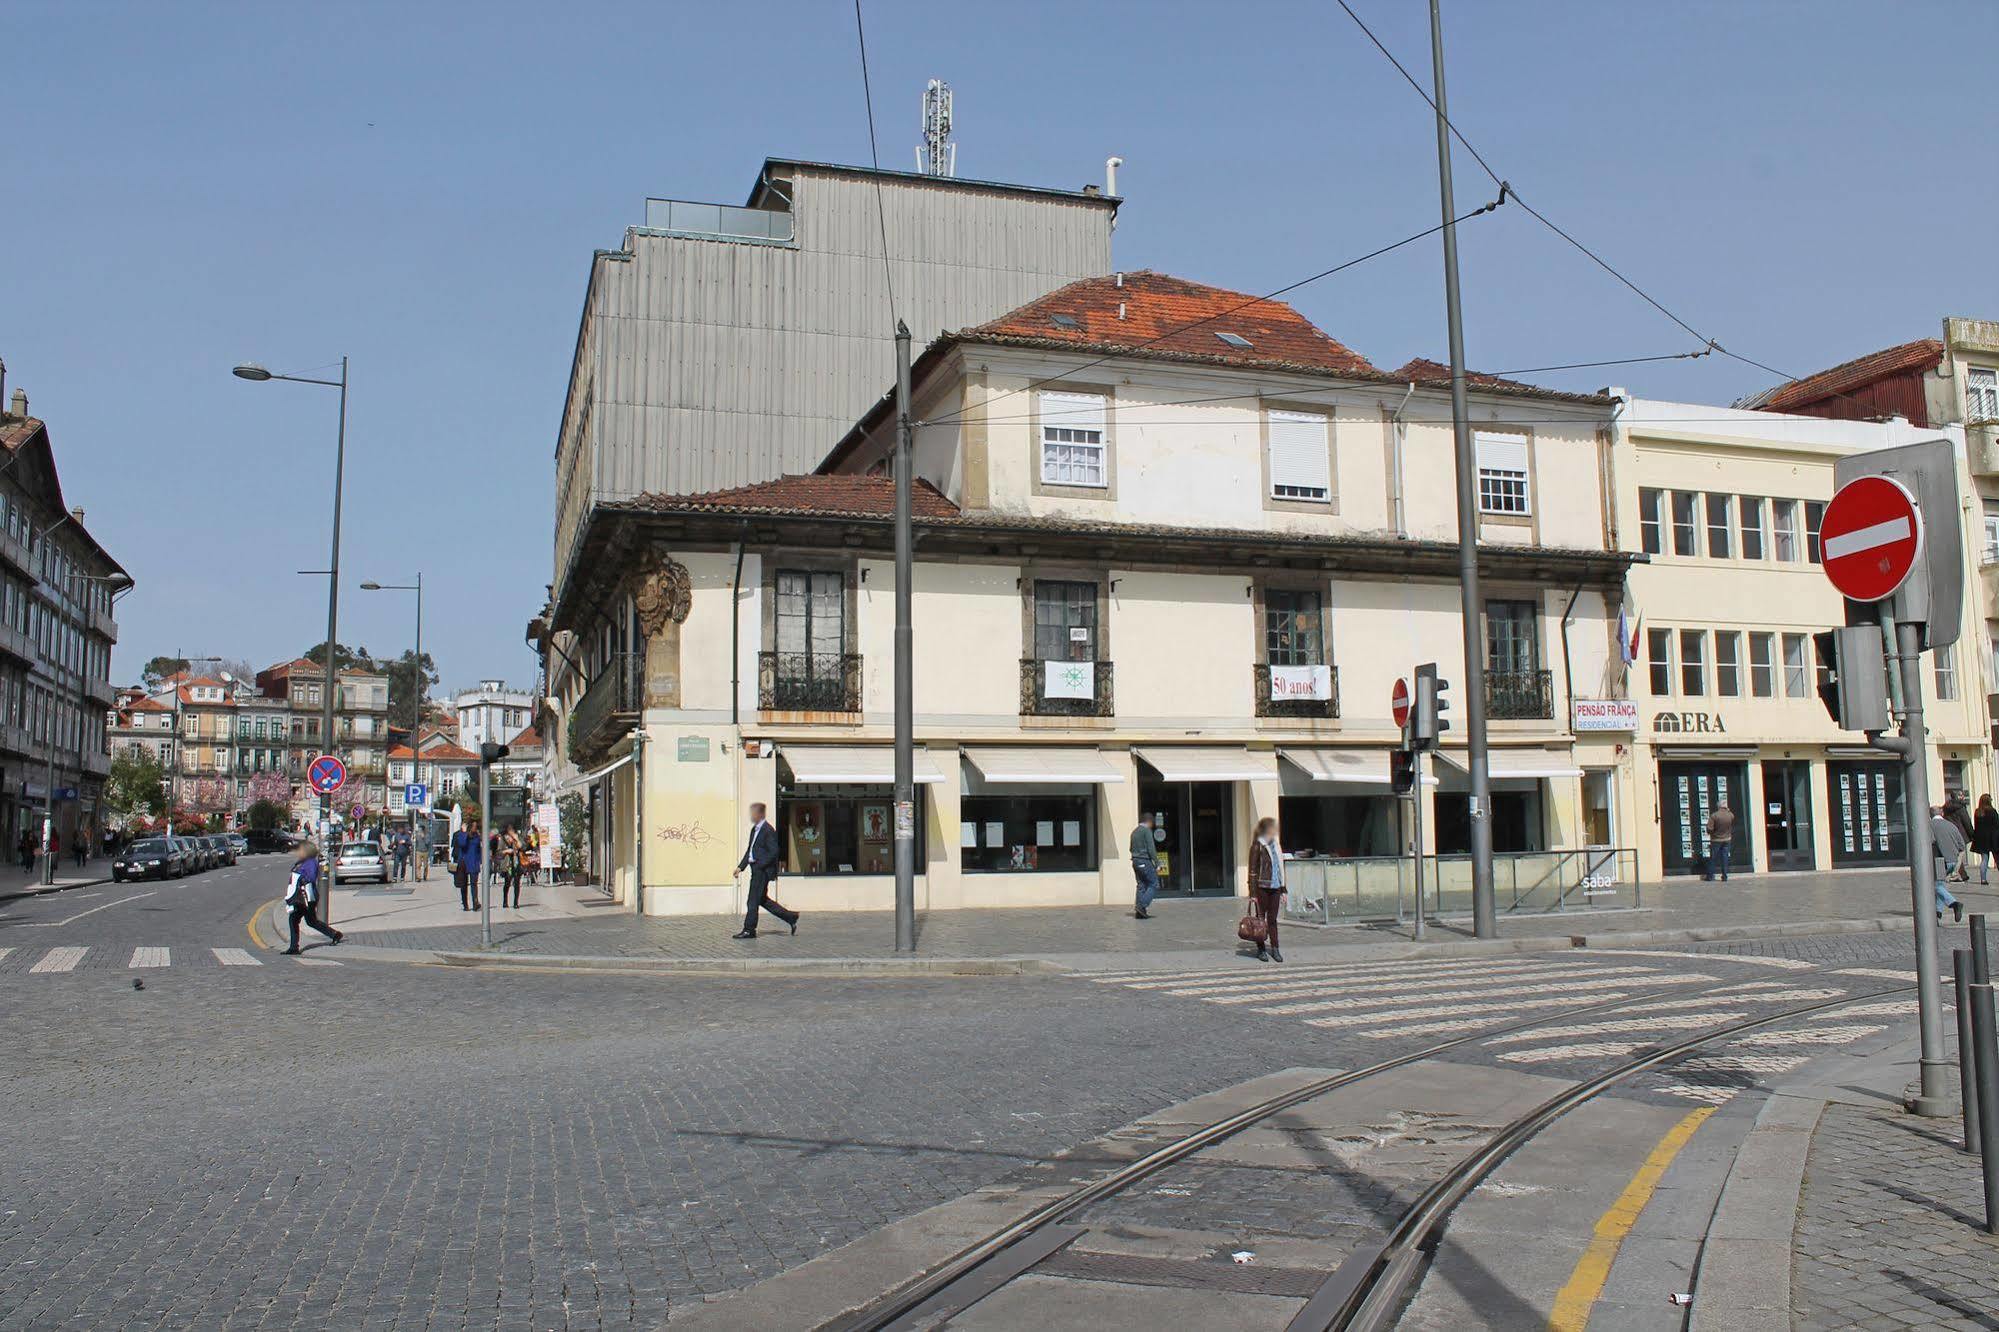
(1571, 699, 1638, 732)
(1821, 474, 1922, 603)
(1269, 664, 1334, 702)
(1044, 660, 1094, 700)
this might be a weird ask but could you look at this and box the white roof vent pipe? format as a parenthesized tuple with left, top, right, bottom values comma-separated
(1105, 156, 1122, 196)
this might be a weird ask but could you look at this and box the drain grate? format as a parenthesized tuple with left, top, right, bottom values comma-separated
(1036, 1247, 1324, 1297)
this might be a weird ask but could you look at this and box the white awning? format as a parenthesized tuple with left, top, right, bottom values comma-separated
(962, 747, 1124, 784)
(1435, 748, 1584, 781)
(1134, 747, 1277, 783)
(1280, 747, 1438, 788)
(781, 745, 947, 785)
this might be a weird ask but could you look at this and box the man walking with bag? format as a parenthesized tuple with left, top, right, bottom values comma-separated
(733, 803, 799, 940)
(282, 840, 343, 955)
(1130, 812, 1160, 919)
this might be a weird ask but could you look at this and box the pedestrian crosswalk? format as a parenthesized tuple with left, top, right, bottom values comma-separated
(1088, 951, 1910, 1104)
(2, 944, 340, 973)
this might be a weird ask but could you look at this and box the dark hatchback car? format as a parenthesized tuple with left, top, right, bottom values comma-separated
(244, 829, 298, 855)
(112, 837, 186, 882)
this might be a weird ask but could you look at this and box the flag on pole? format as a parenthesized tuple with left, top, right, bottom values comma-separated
(1617, 607, 1640, 667)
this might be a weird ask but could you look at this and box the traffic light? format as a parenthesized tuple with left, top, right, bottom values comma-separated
(1812, 627, 1890, 733)
(1412, 662, 1450, 748)
(480, 741, 510, 765)
(1390, 748, 1416, 795)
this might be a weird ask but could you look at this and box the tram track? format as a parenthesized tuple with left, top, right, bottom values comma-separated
(826, 960, 1914, 1332)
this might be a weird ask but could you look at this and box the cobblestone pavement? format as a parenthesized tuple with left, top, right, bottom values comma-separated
(335, 868, 1949, 962)
(1794, 1102, 1999, 1330)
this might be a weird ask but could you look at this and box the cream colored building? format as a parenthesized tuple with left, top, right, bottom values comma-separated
(1611, 398, 1987, 882)
(540, 272, 1633, 915)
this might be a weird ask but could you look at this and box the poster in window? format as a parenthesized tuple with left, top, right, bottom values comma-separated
(1061, 820, 1081, 847)
(984, 821, 1005, 846)
(861, 803, 890, 845)
(1035, 820, 1055, 847)
(788, 801, 827, 874)
(1009, 844, 1037, 870)
(960, 821, 978, 848)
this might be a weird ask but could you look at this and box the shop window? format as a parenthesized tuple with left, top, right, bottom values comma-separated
(1277, 794, 1399, 859)
(774, 782, 924, 876)
(1033, 580, 1097, 661)
(1704, 494, 1732, 558)
(1435, 788, 1544, 854)
(960, 793, 1096, 873)
(1639, 488, 1663, 555)
(1738, 496, 1765, 560)
(1647, 628, 1673, 697)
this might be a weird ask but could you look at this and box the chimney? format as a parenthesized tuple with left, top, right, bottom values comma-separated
(8, 388, 24, 419)
(69, 507, 85, 524)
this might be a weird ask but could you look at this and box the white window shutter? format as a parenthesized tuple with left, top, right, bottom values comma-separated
(1268, 410, 1331, 500)
(1474, 432, 1528, 473)
(1039, 390, 1106, 435)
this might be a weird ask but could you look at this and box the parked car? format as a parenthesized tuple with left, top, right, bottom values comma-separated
(204, 835, 237, 867)
(226, 833, 249, 858)
(175, 836, 212, 872)
(244, 829, 298, 855)
(332, 839, 389, 885)
(112, 837, 187, 882)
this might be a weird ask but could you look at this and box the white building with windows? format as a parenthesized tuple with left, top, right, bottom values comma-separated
(541, 271, 1632, 914)
(453, 680, 534, 754)
(1615, 398, 1986, 882)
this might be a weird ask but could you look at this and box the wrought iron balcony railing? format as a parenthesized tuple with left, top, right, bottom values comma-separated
(1487, 668, 1554, 720)
(1253, 663, 1340, 719)
(569, 652, 644, 761)
(1020, 658, 1114, 718)
(758, 652, 862, 714)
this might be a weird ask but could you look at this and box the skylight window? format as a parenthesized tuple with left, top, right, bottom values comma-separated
(1050, 313, 1082, 330)
(1215, 332, 1253, 349)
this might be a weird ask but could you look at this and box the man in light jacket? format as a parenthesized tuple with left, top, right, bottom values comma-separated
(734, 803, 799, 939)
(1130, 813, 1160, 919)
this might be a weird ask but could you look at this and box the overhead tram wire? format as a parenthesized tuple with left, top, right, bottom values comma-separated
(1332, 0, 1868, 409)
(912, 195, 1509, 431)
(852, 0, 897, 324)
(943, 347, 1718, 431)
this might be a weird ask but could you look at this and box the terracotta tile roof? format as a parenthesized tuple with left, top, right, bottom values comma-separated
(1389, 358, 1544, 394)
(966, 271, 1379, 378)
(620, 474, 959, 520)
(507, 724, 543, 750)
(1742, 337, 1943, 413)
(392, 741, 477, 762)
(0, 416, 45, 454)
(123, 696, 170, 713)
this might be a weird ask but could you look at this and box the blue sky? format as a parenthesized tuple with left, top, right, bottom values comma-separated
(6, 1, 1995, 691)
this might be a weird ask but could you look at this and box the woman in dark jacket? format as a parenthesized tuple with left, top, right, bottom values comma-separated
(1974, 795, 1999, 887)
(1247, 817, 1286, 964)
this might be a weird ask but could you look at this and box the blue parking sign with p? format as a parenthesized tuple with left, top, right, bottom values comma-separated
(405, 783, 429, 807)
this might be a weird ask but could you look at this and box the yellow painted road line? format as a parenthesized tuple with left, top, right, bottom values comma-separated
(1547, 1105, 1715, 1331)
(246, 899, 274, 950)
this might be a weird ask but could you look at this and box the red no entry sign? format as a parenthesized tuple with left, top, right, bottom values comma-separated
(1391, 677, 1412, 728)
(1821, 474, 1923, 603)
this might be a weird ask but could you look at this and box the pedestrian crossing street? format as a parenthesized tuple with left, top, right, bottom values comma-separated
(1088, 953, 1917, 1104)
(2, 945, 339, 973)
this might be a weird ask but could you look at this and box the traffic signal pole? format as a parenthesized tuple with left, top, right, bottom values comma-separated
(892, 322, 916, 954)
(1429, 0, 1496, 938)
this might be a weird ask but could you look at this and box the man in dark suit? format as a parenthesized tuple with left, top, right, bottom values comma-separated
(734, 803, 800, 939)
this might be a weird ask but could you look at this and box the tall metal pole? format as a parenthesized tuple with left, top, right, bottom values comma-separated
(167, 646, 181, 840)
(1411, 749, 1427, 942)
(410, 574, 423, 855)
(479, 754, 491, 947)
(892, 321, 916, 953)
(320, 357, 348, 924)
(1429, 0, 1495, 937)
(1890, 616, 1950, 1114)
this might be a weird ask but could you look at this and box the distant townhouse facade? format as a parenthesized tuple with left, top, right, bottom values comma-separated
(388, 731, 478, 818)
(0, 381, 130, 846)
(453, 679, 534, 754)
(541, 272, 1632, 914)
(254, 658, 392, 821)
(1613, 398, 1987, 880)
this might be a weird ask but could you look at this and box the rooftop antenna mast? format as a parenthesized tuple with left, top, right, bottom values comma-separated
(917, 78, 955, 177)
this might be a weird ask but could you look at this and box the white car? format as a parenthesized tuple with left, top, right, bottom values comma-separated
(332, 841, 389, 884)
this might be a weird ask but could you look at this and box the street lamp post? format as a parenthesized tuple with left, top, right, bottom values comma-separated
(234, 358, 347, 922)
(361, 575, 424, 866)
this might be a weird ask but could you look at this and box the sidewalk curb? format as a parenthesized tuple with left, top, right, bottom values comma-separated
(0, 872, 114, 905)
(308, 910, 1907, 979)
(1688, 1091, 1825, 1332)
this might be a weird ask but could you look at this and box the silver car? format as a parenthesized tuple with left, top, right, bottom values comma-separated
(332, 840, 389, 884)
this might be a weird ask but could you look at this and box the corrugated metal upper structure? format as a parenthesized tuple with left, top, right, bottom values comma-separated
(1736, 337, 1945, 424)
(551, 156, 1118, 603)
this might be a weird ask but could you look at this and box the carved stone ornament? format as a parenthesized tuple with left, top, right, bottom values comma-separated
(629, 550, 693, 639)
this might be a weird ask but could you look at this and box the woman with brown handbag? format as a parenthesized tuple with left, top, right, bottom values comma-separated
(1247, 816, 1286, 963)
